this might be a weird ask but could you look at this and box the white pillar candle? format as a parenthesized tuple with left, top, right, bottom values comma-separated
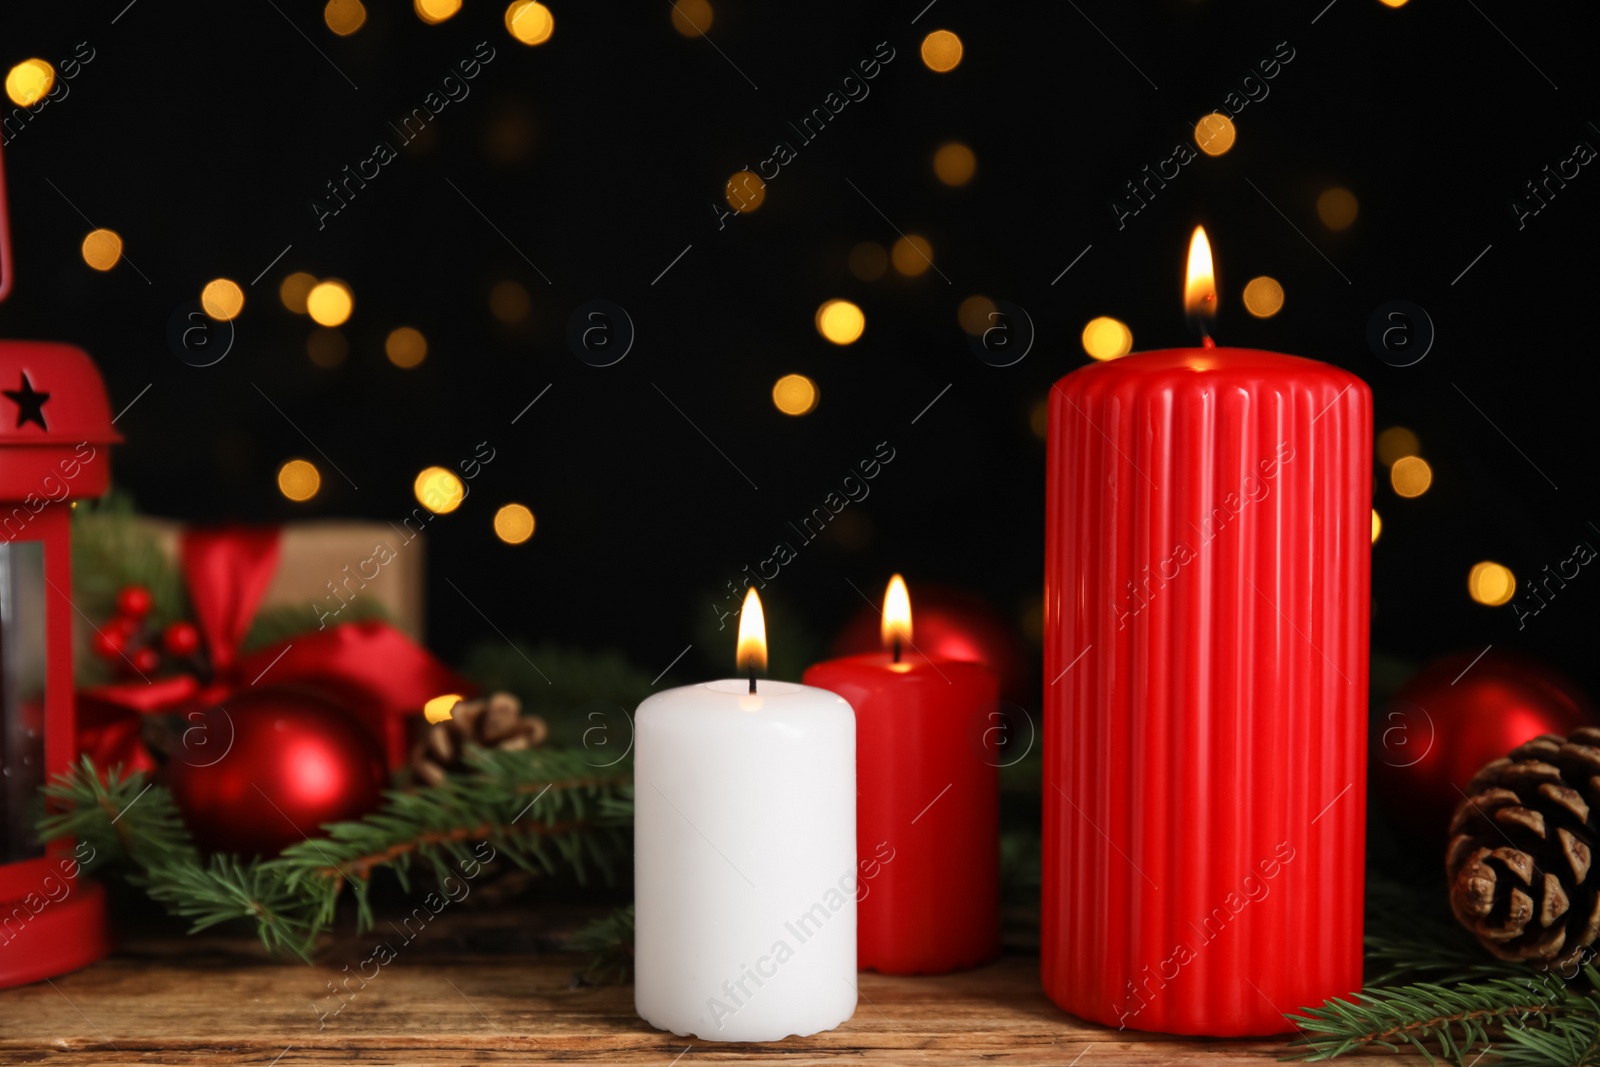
(634, 590, 857, 1042)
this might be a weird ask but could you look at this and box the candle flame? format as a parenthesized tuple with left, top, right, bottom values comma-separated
(1184, 226, 1218, 319)
(882, 574, 913, 649)
(736, 588, 767, 673)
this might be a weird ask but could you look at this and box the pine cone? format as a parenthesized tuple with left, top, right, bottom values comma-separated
(411, 692, 548, 786)
(1447, 728, 1600, 969)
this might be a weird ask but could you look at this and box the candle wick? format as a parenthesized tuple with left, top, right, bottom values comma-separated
(748, 665, 757, 694)
(892, 636, 902, 664)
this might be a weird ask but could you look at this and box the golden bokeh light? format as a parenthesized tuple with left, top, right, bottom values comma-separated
(200, 278, 244, 322)
(772, 373, 819, 416)
(725, 170, 765, 213)
(1242, 275, 1284, 318)
(493, 503, 537, 544)
(1390, 455, 1432, 498)
(490, 279, 532, 323)
(1195, 113, 1235, 157)
(5, 59, 54, 107)
(1377, 427, 1420, 467)
(815, 299, 866, 345)
(416, 0, 462, 24)
(1371, 508, 1382, 544)
(1468, 561, 1516, 606)
(671, 0, 713, 36)
(280, 272, 317, 314)
(891, 234, 934, 277)
(423, 694, 463, 724)
(1081, 316, 1133, 361)
(958, 295, 996, 336)
(933, 142, 977, 186)
(277, 459, 322, 503)
(386, 326, 428, 369)
(414, 466, 466, 515)
(1030, 398, 1049, 440)
(307, 328, 348, 368)
(920, 30, 963, 72)
(324, 0, 366, 35)
(1317, 187, 1359, 230)
(81, 229, 123, 272)
(1378, 0, 1409, 8)
(849, 241, 888, 281)
(307, 280, 353, 326)
(506, 1, 555, 45)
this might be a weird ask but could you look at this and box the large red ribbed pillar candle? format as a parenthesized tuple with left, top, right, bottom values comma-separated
(1043, 244, 1370, 1036)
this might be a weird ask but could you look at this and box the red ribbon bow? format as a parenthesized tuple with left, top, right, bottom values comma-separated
(76, 526, 466, 774)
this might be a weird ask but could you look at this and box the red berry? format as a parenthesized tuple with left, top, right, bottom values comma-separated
(116, 585, 153, 619)
(163, 621, 201, 657)
(130, 647, 161, 674)
(91, 628, 127, 659)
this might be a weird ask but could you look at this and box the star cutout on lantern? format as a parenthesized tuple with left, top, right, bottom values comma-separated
(3, 372, 51, 431)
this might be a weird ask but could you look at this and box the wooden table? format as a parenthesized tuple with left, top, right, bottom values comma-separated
(0, 899, 1408, 1065)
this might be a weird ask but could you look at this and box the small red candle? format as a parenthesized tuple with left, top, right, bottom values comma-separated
(1043, 229, 1369, 1035)
(804, 575, 1000, 974)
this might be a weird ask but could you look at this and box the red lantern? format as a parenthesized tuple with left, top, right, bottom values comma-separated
(0, 147, 121, 987)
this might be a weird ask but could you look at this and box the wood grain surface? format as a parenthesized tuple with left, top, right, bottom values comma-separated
(0, 899, 1412, 1065)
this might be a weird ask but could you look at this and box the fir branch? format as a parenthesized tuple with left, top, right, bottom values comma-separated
(39, 749, 633, 961)
(568, 904, 635, 986)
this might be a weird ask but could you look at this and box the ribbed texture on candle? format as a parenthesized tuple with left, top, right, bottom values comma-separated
(1042, 349, 1370, 1037)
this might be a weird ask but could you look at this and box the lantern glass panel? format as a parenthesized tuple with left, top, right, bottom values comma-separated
(0, 541, 47, 864)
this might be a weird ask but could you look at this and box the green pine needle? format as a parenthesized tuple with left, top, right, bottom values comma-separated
(39, 749, 632, 962)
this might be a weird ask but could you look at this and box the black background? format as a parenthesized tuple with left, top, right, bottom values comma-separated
(0, 0, 1594, 700)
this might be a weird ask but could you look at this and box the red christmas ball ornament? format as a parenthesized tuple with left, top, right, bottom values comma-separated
(116, 584, 153, 619)
(832, 583, 1030, 701)
(129, 647, 161, 675)
(1371, 649, 1595, 848)
(166, 688, 388, 856)
(163, 621, 201, 657)
(91, 626, 128, 660)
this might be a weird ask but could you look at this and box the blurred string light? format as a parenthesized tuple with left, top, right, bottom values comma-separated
(280, 272, 318, 314)
(1194, 113, 1235, 157)
(415, 466, 466, 514)
(416, 0, 461, 24)
(1317, 187, 1359, 230)
(324, 0, 366, 35)
(1469, 561, 1516, 606)
(671, 0, 713, 36)
(423, 694, 463, 724)
(848, 241, 888, 281)
(201, 278, 244, 321)
(386, 327, 428, 368)
(933, 142, 976, 186)
(1371, 508, 1382, 544)
(815, 299, 865, 345)
(772, 374, 819, 416)
(920, 30, 963, 72)
(80, 229, 122, 272)
(307, 279, 353, 326)
(725, 170, 765, 213)
(506, 1, 555, 45)
(1390, 455, 1432, 497)
(4, 59, 53, 107)
(494, 503, 537, 544)
(1241, 275, 1284, 318)
(307, 328, 348, 368)
(277, 459, 321, 502)
(1376, 426, 1419, 467)
(1030, 398, 1049, 440)
(891, 234, 934, 277)
(1081, 316, 1133, 360)
(490, 279, 532, 323)
(958, 295, 996, 335)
